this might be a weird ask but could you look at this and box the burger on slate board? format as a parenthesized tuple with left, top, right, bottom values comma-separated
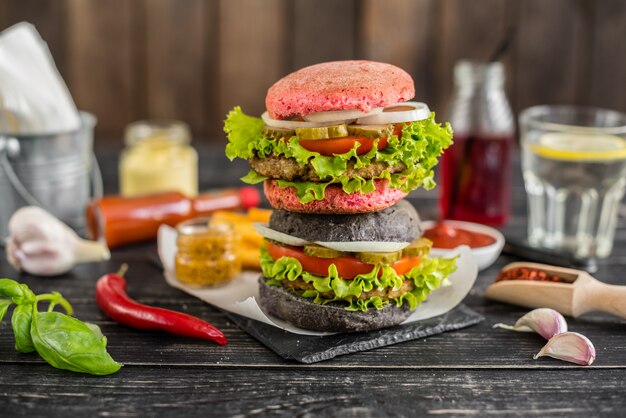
(225, 60, 456, 332)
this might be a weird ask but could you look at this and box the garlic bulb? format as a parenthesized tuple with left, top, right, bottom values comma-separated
(6, 206, 110, 276)
(493, 308, 568, 340)
(534, 332, 596, 366)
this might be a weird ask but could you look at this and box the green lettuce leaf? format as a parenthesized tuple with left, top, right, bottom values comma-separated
(224, 107, 453, 202)
(241, 169, 268, 184)
(260, 247, 457, 312)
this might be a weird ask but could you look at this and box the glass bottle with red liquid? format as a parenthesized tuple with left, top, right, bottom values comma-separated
(440, 61, 515, 226)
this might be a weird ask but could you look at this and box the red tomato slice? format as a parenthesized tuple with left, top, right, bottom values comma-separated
(266, 241, 421, 280)
(299, 136, 389, 156)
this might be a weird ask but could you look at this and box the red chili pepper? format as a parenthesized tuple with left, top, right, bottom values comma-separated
(95, 265, 227, 345)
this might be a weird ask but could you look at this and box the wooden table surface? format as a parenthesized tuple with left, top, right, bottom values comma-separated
(1, 145, 625, 417)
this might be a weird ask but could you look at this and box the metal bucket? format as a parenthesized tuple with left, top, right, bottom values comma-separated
(0, 112, 102, 237)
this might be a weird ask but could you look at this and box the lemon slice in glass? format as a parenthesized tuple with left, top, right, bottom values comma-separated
(530, 132, 626, 161)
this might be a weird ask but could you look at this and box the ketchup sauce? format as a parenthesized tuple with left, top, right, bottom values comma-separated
(423, 222, 496, 249)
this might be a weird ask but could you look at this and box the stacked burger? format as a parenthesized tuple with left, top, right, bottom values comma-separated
(225, 61, 456, 332)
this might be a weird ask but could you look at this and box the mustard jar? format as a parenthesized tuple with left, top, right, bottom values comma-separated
(119, 120, 198, 197)
(175, 217, 242, 286)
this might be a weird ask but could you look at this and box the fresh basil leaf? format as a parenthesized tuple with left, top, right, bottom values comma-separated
(0, 298, 12, 322)
(85, 322, 107, 348)
(0, 279, 36, 305)
(11, 304, 35, 353)
(31, 311, 122, 375)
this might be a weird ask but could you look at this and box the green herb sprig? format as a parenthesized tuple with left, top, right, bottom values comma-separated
(0, 278, 122, 375)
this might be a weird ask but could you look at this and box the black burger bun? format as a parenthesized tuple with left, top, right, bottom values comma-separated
(258, 277, 413, 333)
(268, 200, 421, 244)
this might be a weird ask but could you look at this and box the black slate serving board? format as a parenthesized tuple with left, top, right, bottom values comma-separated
(225, 304, 483, 363)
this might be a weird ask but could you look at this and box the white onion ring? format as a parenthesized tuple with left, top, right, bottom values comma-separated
(261, 111, 354, 129)
(303, 107, 383, 123)
(253, 223, 412, 253)
(314, 241, 411, 253)
(355, 102, 430, 124)
(253, 223, 310, 247)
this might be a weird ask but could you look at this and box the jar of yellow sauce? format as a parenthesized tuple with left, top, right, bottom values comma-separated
(120, 120, 198, 197)
(175, 217, 242, 286)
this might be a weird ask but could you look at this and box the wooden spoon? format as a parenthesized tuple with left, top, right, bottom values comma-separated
(485, 262, 626, 319)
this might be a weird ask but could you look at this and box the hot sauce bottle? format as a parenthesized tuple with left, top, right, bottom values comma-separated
(86, 187, 260, 248)
(440, 61, 515, 226)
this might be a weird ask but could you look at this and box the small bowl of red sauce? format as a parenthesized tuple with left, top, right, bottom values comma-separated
(421, 220, 505, 271)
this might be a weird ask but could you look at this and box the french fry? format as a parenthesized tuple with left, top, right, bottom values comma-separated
(237, 246, 261, 271)
(247, 208, 272, 223)
(240, 231, 263, 247)
(212, 211, 250, 224)
(210, 208, 271, 270)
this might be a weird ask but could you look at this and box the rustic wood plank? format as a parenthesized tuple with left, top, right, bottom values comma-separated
(359, 0, 438, 107)
(590, 0, 626, 113)
(143, 0, 209, 138)
(292, 0, 356, 69)
(1, 365, 625, 416)
(0, 1, 5, 28)
(65, 0, 136, 137)
(513, 0, 590, 112)
(2, 298, 623, 368)
(217, 0, 288, 128)
(436, 0, 511, 115)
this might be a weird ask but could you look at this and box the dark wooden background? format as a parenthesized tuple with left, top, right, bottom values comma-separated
(0, 0, 624, 141)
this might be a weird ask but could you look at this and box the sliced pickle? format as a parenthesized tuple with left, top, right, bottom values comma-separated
(296, 124, 348, 140)
(347, 124, 394, 139)
(357, 251, 401, 265)
(401, 238, 433, 257)
(262, 125, 295, 139)
(303, 244, 348, 259)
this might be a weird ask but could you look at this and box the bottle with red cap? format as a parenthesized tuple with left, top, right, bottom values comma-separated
(86, 187, 260, 249)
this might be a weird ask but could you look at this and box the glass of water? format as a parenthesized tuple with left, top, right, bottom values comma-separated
(519, 105, 626, 258)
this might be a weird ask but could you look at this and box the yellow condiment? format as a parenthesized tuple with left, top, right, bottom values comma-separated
(120, 120, 198, 197)
(175, 217, 241, 286)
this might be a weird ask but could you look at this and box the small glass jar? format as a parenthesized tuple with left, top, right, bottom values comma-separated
(175, 217, 241, 286)
(119, 120, 198, 197)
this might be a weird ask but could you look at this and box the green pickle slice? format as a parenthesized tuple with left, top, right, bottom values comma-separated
(401, 238, 433, 257)
(346, 124, 394, 139)
(296, 124, 348, 140)
(356, 251, 401, 265)
(303, 244, 348, 259)
(262, 126, 296, 139)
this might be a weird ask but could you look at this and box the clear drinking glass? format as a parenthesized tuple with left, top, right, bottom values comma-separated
(519, 105, 626, 258)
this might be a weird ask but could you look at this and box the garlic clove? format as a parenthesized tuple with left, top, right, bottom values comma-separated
(493, 308, 568, 340)
(534, 332, 596, 366)
(7, 206, 110, 276)
(73, 238, 111, 263)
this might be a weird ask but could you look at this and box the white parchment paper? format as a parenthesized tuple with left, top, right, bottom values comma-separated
(158, 225, 478, 336)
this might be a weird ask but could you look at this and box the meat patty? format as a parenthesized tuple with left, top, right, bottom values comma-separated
(250, 155, 406, 182)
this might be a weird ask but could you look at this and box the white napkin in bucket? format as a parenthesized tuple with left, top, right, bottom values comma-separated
(0, 22, 80, 134)
(158, 225, 479, 336)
